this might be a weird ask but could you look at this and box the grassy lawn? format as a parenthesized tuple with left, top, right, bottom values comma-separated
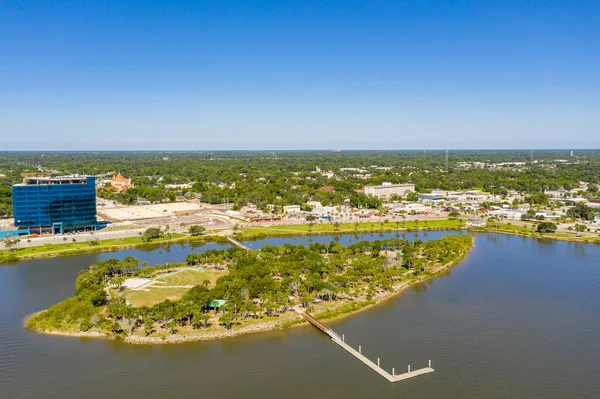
(125, 268, 227, 307)
(1, 232, 189, 259)
(485, 222, 600, 243)
(154, 268, 225, 287)
(238, 218, 464, 239)
(126, 287, 190, 307)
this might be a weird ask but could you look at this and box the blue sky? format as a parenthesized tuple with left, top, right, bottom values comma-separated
(1, 0, 598, 150)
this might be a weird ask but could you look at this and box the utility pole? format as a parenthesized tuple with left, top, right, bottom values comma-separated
(445, 150, 449, 171)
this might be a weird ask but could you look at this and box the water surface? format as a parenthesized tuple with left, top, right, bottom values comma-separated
(1, 232, 599, 398)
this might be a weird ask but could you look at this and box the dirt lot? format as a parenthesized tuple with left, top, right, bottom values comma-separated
(98, 202, 205, 221)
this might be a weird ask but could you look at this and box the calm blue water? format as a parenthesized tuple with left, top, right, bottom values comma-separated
(1, 232, 599, 398)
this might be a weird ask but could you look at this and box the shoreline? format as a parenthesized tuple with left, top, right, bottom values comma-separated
(0, 234, 228, 264)
(5, 221, 599, 265)
(125, 249, 469, 344)
(29, 238, 473, 345)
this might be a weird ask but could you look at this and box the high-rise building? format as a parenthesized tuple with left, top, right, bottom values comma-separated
(12, 175, 97, 234)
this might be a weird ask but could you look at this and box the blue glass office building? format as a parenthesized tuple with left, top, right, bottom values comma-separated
(12, 175, 97, 234)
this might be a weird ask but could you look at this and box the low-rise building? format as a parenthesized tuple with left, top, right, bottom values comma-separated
(364, 183, 415, 200)
(283, 205, 301, 214)
(111, 172, 133, 192)
(306, 201, 322, 208)
(487, 208, 525, 219)
(419, 193, 445, 202)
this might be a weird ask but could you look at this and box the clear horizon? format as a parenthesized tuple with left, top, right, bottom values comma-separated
(1, 0, 598, 150)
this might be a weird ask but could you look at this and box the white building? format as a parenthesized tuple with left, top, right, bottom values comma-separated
(364, 182, 415, 200)
(488, 208, 525, 220)
(283, 205, 301, 214)
(306, 201, 322, 208)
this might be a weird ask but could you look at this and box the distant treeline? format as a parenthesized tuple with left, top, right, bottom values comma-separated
(2, 151, 600, 214)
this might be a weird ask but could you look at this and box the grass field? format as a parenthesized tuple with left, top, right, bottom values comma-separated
(154, 268, 221, 286)
(126, 287, 190, 307)
(0, 232, 218, 262)
(125, 268, 227, 307)
(237, 218, 464, 239)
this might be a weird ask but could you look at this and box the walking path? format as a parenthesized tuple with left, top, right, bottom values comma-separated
(295, 307, 434, 383)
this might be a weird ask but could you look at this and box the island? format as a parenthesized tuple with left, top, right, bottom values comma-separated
(26, 235, 473, 343)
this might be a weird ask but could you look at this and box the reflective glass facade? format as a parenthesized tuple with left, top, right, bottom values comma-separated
(12, 176, 97, 232)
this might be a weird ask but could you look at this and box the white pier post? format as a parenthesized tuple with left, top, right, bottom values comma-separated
(342, 334, 344, 342)
(408, 365, 411, 373)
(358, 345, 361, 354)
(429, 359, 431, 368)
(392, 367, 395, 376)
(377, 358, 380, 367)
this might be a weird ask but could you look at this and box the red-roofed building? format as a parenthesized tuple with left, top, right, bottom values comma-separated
(111, 172, 133, 192)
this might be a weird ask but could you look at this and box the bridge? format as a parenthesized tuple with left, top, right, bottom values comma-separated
(296, 308, 434, 383)
(226, 236, 251, 250)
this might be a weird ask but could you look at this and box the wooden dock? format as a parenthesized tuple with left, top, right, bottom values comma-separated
(297, 308, 434, 383)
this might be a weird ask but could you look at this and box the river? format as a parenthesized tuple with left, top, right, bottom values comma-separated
(1, 232, 599, 398)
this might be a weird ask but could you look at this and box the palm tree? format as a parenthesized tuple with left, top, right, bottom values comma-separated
(354, 221, 359, 232)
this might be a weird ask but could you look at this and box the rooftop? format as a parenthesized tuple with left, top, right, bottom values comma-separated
(16, 175, 92, 186)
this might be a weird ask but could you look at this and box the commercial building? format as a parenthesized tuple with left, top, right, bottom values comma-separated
(283, 205, 301, 214)
(12, 175, 97, 234)
(364, 183, 415, 200)
(419, 193, 445, 202)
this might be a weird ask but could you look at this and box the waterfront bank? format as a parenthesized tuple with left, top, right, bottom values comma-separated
(27, 234, 474, 344)
(3, 232, 599, 398)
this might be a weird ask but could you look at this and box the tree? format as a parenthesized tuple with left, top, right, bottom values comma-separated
(448, 211, 460, 220)
(3, 238, 15, 252)
(219, 312, 234, 329)
(406, 191, 419, 202)
(333, 222, 341, 232)
(574, 223, 587, 236)
(567, 203, 596, 221)
(188, 225, 206, 236)
(536, 222, 557, 233)
(141, 227, 161, 242)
